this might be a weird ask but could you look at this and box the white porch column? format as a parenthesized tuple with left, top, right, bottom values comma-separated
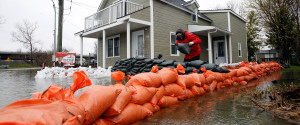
(224, 35, 229, 64)
(80, 36, 83, 65)
(127, 22, 131, 58)
(150, 0, 154, 59)
(103, 30, 106, 68)
(208, 32, 213, 64)
(229, 35, 232, 63)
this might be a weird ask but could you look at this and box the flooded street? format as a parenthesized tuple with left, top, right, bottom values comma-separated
(0, 68, 299, 124)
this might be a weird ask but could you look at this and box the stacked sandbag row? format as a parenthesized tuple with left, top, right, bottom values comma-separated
(0, 61, 284, 125)
(111, 57, 231, 75)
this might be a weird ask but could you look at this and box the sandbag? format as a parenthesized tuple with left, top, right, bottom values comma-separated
(103, 84, 132, 117)
(157, 68, 178, 85)
(190, 86, 201, 96)
(203, 84, 210, 91)
(111, 71, 125, 84)
(215, 67, 231, 73)
(174, 62, 187, 67)
(189, 73, 201, 86)
(105, 103, 152, 125)
(177, 43, 191, 54)
(143, 103, 156, 113)
(144, 59, 154, 64)
(76, 85, 121, 125)
(227, 69, 237, 77)
(178, 89, 194, 100)
(0, 99, 71, 125)
(150, 86, 165, 105)
(160, 60, 175, 66)
(153, 59, 165, 64)
(213, 73, 224, 82)
(188, 60, 206, 67)
(129, 85, 158, 105)
(199, 74, 207, 85)
(206, 75, 216, 84)
(164, 84, 185, 97)
(201, 64, 218, 71)
(199, 87, 206, 95)
(157, 96, 178, 108)
(126, 72, 162, 87)
(177, 75, 195, 89)
(185, 67, 196, 73)
(91, 119, 109, 125)
(210, 80, 218, 91)
(240, 81, 247, 85)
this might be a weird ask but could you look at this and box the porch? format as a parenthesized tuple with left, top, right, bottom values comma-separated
(188, 25, 233, 64)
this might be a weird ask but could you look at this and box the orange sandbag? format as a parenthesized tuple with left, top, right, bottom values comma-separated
(126, 72, 162, 87)
(178, 89, 194, 100)
(177, 75, 195, 88)
(189, 73, 201, 86)
(216, 82, 224, 90)
(199, 74, 207, 85)
(237, 69, 246, 77)
(210, 80, 218, 91)
(153, 105, 160, 112)
(150, 85, 165, 105)
(129, 85, 157, 105)
(0, 99, 71, 125)
(227, 69, 237, 77)
(202, 84, 210, 91)
(91, 119, 109, 125)
(111, 71, 125, 84)
(103, 84, 132, 117)
(199, 87, 206, 95)
(190, 86, 201, 96)
(240, 81, 247, 85)
(157, 68, 178, 85)
(143, 103, 156, 113)
(164, 84, 185, 97)
(76, 85, 121, 125)
(213, 73, 224, 82)
(206, 75, 216, 84)
(105, 103, 152, 125)
(157, 96, 178, 108)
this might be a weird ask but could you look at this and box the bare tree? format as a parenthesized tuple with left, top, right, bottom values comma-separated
(211, 0, 247, 17)
(11, 20, 40, 65)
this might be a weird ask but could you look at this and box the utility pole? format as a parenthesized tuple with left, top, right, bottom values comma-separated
(57, 0, 64, 52)
(52, 0, 57, 61)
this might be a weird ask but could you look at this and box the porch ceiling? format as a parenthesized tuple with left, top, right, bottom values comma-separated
(188, 25, 232, 37)
(82, 20, 150, 38)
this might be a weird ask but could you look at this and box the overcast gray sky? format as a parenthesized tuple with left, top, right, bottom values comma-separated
(0, 0, 232, 55)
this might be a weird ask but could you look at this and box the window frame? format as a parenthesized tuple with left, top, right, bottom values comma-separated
(192, 8, 198, 23)
(238, 42, 242, 57)
(170, 32, 180, 56)
(106, 34, 121, 58)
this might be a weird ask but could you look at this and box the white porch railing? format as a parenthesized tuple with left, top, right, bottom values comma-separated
(85, 1, 143, 31)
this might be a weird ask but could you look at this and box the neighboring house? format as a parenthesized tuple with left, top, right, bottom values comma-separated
(255, 49, 279, 63)
(75, 0, 248, 68)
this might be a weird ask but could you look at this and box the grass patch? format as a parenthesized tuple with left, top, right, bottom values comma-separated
(282, 65, 300, 72)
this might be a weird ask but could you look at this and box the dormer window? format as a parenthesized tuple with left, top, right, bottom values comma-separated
(193, 8, 198, 22)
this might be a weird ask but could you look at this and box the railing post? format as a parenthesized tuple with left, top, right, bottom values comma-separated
(122, 0, 126, 16)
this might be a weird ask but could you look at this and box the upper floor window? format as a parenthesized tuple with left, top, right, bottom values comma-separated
(193, 8, 198, 22)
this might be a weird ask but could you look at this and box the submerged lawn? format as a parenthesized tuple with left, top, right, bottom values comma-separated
(282, 65, 300, 72)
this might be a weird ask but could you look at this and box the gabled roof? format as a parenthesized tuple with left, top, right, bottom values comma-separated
(162, 0, 212, 22)
(200, 9, 248, 23)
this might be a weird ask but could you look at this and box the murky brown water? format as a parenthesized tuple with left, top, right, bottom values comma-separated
(0, 68, 299, 124)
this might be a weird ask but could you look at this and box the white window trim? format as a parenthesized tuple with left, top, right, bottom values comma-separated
(194, 8, 198, 23)
(170, 32, 180, 56)
(238, 42, 242, 57)
(106, 34, 121, 58)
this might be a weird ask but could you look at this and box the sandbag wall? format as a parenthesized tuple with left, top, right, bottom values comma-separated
(111, 57, 231, 75)
(0, 61, 284, 125)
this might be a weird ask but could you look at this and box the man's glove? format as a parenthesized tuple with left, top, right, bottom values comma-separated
(189, 41, 194, 46)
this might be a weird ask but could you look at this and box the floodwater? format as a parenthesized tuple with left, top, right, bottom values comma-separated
(0, 68, 299, 124)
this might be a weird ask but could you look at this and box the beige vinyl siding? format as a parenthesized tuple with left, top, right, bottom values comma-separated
(230, 14, 247, 62)
(202, 13, 228, 30)
(153, 0, 211, 61)
(97, 27, 150, 68)
(130, 7, 150, 22)
(103, 0, 115, 8)
(199, 36, 208, 61)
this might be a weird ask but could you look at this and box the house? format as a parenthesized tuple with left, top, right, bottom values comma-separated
(75, 0, 248, 68)
(255, 49, 280, 63)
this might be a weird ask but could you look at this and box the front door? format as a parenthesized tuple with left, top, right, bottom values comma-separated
(214, 40, 226, 65)
(132, 30, 144, 57)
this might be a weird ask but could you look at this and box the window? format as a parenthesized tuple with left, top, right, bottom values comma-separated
(238, 43, 242, 57)
(218, 42, 225, 57)
(170, 32, 179, 56)
(107, 35, 120, 57)
(193, 8, 198, 22)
